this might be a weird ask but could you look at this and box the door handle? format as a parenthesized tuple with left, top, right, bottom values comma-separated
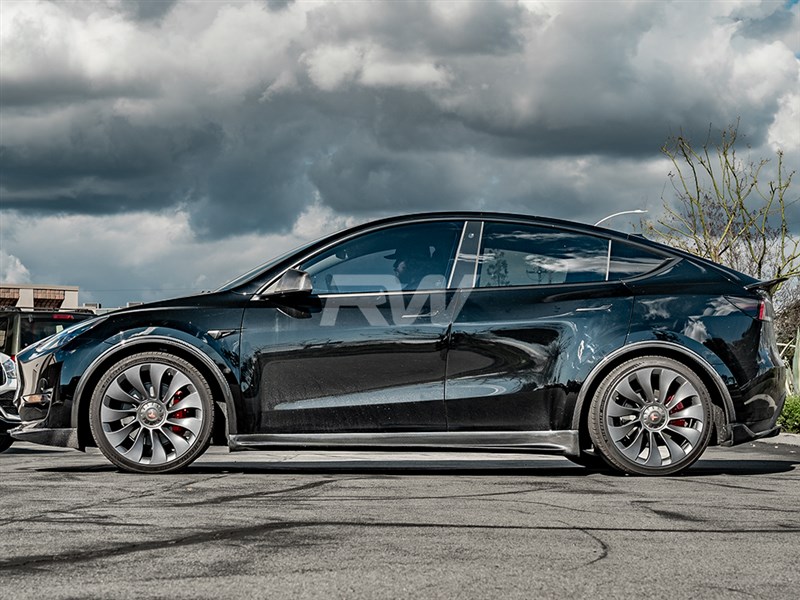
(401, 310, 440, 319)
(575, 304, 613, 312)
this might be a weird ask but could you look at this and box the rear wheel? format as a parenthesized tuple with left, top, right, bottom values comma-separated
(89, 352, 214, 474)
(589, 356, 713, 476)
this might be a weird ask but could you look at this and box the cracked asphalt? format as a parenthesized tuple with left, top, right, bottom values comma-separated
(1, 441, 799, 599)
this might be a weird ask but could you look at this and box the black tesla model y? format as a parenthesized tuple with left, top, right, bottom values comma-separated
(12, 212, 786, 475)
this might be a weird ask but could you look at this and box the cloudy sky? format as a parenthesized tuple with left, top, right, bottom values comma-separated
(1, 0, 798, 308)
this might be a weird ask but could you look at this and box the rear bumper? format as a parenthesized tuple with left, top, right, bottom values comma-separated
(722, 367, 787, 447)
(725, 423, 781, 447)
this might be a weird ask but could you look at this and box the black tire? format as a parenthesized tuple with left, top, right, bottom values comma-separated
(0, 433, 13, 453)
(588, 356, 713, 476)
(89, 351, 214, 474)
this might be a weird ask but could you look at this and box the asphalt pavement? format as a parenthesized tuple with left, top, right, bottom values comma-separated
(0, 438, 798, 599)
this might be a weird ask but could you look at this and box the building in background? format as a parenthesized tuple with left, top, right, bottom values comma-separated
(0, 284, 81, 310)
(0, 283, 145, 314)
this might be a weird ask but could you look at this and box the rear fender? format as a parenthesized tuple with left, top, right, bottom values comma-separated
(571, 337, 736, 445)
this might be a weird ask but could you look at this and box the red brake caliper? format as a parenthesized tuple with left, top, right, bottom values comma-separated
(667, 395, 687, 428)
(170, 390, 188, 434)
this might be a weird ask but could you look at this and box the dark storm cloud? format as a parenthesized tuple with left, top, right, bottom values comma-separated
(1, 0, 797, 244)
(309, 143, 472, 214)
(0, 73, 158, 107)
(118, 0, 178, 22)
(264, 0, 294, 12)
(1, 115, 224, 213)
(733, 2, 799, 43)
(305, 0, 528, 56)
(184, 92, 347, 237)
(2, 0, 797, 307)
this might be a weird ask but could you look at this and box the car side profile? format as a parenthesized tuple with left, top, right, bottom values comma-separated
(11, 212, 786, 475)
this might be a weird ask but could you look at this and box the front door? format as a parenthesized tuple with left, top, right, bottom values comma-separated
(239, 220, 464, 434)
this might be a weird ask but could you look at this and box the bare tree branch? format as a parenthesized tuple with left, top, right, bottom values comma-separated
(646, 121, 800, 325)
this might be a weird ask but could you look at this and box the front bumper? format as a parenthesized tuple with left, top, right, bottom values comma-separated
(0, 392, 21, 432)
(9, 345, 87, 448)
(11, 421, 81, 449)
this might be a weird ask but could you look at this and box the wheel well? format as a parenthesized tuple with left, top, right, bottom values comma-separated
(76, 342, 230, 449)
(575, 347, 730, 451)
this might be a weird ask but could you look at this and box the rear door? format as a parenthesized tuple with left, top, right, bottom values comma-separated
(445, 221, 638, 432)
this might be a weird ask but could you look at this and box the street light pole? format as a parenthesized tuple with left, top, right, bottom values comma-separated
(594, 209, 648, 227)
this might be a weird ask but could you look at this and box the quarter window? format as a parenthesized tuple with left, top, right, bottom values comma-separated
(608, 241, 667, 279)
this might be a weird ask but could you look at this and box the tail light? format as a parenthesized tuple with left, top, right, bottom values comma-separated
(757, 293, 774, 322)
(725, 293, 774, 321)
(758, 300, 768, 321)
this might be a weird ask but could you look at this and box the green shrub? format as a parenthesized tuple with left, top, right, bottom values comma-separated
(779, 395, 800, 434)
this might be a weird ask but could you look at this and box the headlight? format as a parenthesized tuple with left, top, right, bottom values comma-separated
(0, 354, 15, 388)
(34, 316, 107, 353)
(1, 355, 16, 381)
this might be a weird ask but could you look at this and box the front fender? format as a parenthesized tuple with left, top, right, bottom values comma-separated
(70, 327, 240, 435)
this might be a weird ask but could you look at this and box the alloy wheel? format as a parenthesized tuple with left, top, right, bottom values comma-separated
(589, 356, 712, 475)
(90, 352, 213, 473)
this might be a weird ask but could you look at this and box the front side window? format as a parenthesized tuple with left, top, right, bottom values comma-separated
(300, 221, 463, 294)
(477, 222, 608, 287)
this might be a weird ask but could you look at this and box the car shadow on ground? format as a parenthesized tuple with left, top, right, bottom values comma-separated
(28, 456, 800, 477)
(680, 458, 799, 476)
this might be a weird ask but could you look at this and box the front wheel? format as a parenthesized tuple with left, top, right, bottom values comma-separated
(89, 352, 214, 474)
(589, 356, 713, 476)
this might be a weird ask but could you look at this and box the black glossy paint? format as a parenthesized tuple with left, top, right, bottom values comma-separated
(11, 211, 786, 457)
(239, 291, 456, 433)
(446, 283, 633, 431)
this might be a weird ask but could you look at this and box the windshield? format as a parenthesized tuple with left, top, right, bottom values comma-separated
(215, 239, 320, 292)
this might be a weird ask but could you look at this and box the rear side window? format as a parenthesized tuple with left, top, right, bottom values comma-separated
(608, 241, 667, 280)
(477, 223, 608, 287)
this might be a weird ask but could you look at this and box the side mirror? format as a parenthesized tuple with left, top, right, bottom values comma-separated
(262, 269, 313, 297)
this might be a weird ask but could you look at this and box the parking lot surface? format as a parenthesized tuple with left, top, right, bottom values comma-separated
(1, 441, 799, 599)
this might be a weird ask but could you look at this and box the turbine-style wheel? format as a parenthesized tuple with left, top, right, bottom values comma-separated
(90, 352, 214, 474)
(589, 356, 713, 476)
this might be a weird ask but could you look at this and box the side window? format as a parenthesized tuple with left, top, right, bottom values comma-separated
(300, 221, 463, 294)
(608, 241, 667, 280)
(477, 223, 608, 287)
